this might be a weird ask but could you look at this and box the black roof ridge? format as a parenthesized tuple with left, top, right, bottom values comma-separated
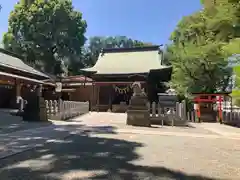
(101, 45, 162, 53)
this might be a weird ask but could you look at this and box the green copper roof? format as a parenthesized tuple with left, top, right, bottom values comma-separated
(81, 46, 170, 75)
(0, 49, 49, 78)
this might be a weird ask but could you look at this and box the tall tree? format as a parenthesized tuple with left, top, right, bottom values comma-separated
(20, 0, 35, 7)
(167, 0, 240, 95)
(3, 0, 87, 75)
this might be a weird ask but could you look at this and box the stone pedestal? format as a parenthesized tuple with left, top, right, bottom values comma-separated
(112, 102, 128, 113)
(23, 86, 48, 122)
(23, 96, 48, 122)
(38, 97, 48, 121)
(127, 95, 150, 127)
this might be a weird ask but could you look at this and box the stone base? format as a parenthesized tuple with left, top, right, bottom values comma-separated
(23, 97, 48, 122)
(129, 95, 148, 106)
(112, 102, 128, 113)
(127, 109, 150, 127)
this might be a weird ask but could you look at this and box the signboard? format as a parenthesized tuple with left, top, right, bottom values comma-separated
(55, 82, 62, 92)
(0, 80, 14, 85)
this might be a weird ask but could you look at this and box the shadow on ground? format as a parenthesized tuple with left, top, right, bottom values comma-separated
(0, 123, 117, 159)
(0, 124, 218, 180)
(0, 111, 52, 135)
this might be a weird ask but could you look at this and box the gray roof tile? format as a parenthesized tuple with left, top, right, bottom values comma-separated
(81, 46, 170, 75)
(0, 49, 49, 78)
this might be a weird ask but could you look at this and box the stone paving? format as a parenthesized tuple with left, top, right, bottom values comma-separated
(0, 125, 74, 159)
(191, 122, 240, 138)
(71, 112, 240, 140)
(0, 111, 50, 135)
(0, 112, 239, 180)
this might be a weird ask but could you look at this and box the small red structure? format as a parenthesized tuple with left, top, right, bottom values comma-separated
(192, 93, 231, 123)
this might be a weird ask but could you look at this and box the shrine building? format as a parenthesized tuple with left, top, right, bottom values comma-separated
(0, 48, 50, 109)
(81, 45, 172, 112)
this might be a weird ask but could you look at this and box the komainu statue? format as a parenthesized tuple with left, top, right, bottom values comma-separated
(132, 82, 146, 96)
(127, 81, 150, 127)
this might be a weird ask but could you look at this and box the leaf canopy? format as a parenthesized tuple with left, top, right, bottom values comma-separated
(3, 0, 87, 75)
(167, 0, 240, 95)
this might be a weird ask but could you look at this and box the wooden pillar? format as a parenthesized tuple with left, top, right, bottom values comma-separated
(97, 84, 100, 112)
(16, 79, 21, 97)
(108, 85, 112, 111)
(37, 84, 43, 97)
(15, 79, 22, 109)
(218, 95, 223, 123)
(90, 83, 95, 111)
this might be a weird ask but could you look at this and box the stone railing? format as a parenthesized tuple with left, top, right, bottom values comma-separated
(148, 100, 191, 126)
(45, 100, 89, 120)
(221, 103, 240, 127)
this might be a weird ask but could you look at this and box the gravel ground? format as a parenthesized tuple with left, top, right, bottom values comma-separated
(0, 131, 239, 180)
(70, 112, 217, 135)
(0, 112, 239, 180)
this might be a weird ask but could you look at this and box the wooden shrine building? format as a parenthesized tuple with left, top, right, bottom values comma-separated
(81, 45, 172, 112)
(0, 48, 50, 109)
(43, 75, 93, 101)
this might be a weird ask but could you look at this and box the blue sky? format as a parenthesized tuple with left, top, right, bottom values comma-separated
(0, 0, 202, 45)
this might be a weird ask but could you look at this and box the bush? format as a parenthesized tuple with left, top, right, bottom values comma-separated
(233, 66, 240, 88)
(233, 97, 240, 106)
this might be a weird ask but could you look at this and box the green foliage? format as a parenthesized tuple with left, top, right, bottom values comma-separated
(231, 89, 240, 97)
(167, 0, 240, 96)
(169, 41, 229, 94)
(223, 38, 240, 55)
(231, 89, 240, 106)
(53, 59, 66, 76)
(233, 65, 240, 88)
(233, 97, 240, 106)
(3, 0, 87, 75)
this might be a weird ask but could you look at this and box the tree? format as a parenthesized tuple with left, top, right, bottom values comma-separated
(83, 36, 153, 67)
(169, 41, 229, 94)
(167, 0, 240, 95)
(3, 0, 87, 75)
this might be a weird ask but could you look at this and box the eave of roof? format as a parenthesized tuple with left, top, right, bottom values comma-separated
(63, 75, 93, 82)
(82, 66, 171, 75)
(0, 71, 44, 84)
(0, 48, 49, 78)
